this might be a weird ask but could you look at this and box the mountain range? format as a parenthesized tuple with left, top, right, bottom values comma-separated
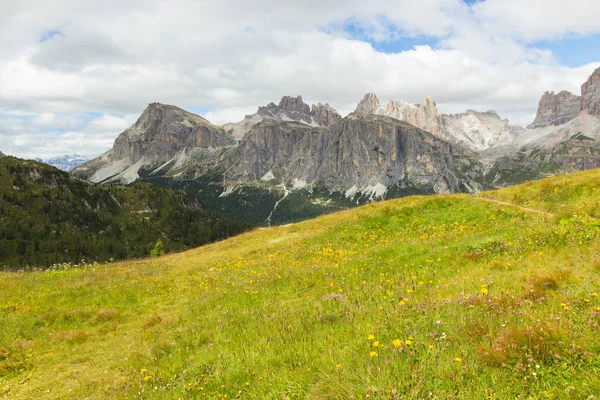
(73, 67, 600, 225)
(35, 154, 89, 172)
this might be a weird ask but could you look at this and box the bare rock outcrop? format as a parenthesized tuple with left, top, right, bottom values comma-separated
(581, 67, 600, 117)
(527, 91, 581, 129)
(222, 114, 482, 196)
(311, 103, 342, 127)
(224, 95, 342, 139)
(354, 93, 381, 115)
(353, 93, 522, 152)
(257, 95, 312, 124)
(73, 103, 236, 183)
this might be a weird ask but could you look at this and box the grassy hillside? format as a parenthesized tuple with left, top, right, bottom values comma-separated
(2, 169, 600, 398)
(0, 157, 250, 269)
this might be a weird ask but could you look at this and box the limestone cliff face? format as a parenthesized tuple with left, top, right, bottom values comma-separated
(527, 91, 581, 129)
(222, 115, 482, 196)
(354, 93, 521, 152)
(581, 67, 600, 117)
(257, 95, 312, 123)
(355, 94, 441, 135)
(109, 103, 235, 162)
(311, 103, 342, 127)
(73, 103, 236, 183)
(415, 96, 440, 136)
(354, 93, 381, 114)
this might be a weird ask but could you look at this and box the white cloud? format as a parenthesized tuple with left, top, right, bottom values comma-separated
(0, 0, 599, 159)
(472, 0, 600, 42)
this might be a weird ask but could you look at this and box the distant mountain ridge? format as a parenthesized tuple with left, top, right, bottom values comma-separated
(36, 154, 89, 171)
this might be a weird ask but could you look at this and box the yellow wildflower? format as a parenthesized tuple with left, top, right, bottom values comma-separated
(336, 364, 342, 371)
(404, 339, 413, 346)
(367, 334, 375, 341)
(372, 341, 379, 348)
(369, 351, 378, 358)
(392, 339, 402, 348)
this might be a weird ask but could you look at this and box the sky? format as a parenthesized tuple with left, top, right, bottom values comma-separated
(1, 0, 599, 159)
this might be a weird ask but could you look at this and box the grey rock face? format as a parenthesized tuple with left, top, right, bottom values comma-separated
(0, 151, 5, 157)
(257, 95, 313, 124)
(222, 115, 482, 195)
(110, 103, 235, 163)
(527, 91, 581, 129)
(354, 93, 523, 152)
(581, 67, 600, 117)
(224, 96, 342, 139)
(73, 103, 236, 183)
(311, 103, 342, 127)
(354, 93, 381, 114)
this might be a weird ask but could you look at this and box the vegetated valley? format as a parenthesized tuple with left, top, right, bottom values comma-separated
(2, 168, 600, 398)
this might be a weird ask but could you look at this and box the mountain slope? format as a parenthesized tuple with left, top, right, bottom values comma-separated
(0, 156, 249, 269)
(2, 168, 600, 398)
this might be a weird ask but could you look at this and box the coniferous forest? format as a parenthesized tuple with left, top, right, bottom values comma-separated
(0, 157, 251, 270)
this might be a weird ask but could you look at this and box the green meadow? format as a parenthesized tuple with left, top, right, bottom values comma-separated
(2, 169, 600, 399)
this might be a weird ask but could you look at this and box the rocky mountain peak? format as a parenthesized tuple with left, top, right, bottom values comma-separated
(278, 95, 310, 115)
(257, 95, 312, 123)
(73, 103, 236, 183)
(130, 102, 212, 140)
(416, 96, 440, 136)
(527, 90, 581, 129)
(311, 103, 341, 127)
(355, 93, 381, 114)
(0, 151, 5, 157)
(581, 67, 600, 117)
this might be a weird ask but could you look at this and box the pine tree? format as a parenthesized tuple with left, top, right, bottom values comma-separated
(150, 239, 164, 257)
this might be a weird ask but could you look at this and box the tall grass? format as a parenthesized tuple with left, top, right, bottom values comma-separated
(2, 170, 600, 398)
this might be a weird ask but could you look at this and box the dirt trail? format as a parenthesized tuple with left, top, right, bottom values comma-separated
(477, 196, 556, 217)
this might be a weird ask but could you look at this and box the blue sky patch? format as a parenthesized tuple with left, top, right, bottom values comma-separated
(532, 33, 600, 68)
(340, 17, 438, 54)
(187, 106, 212, 116)
(40, 29, 64, 42)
